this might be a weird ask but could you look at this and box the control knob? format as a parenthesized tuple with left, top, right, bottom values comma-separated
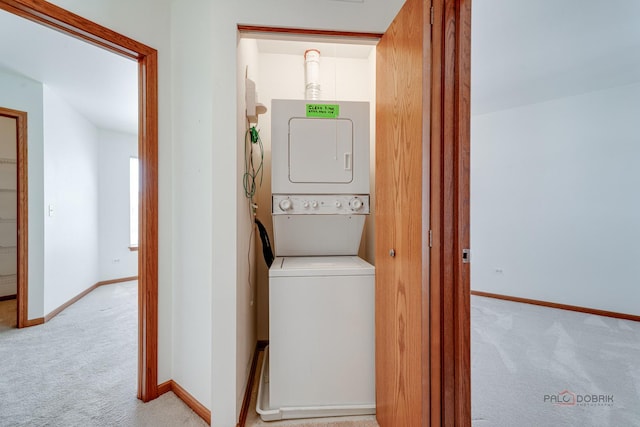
(349, 197, 364, 211)
(311, 201, 318, 209)
(279, 198, 292, 211)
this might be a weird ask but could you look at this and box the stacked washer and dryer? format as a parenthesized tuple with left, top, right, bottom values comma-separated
(256, 99, 375, 421)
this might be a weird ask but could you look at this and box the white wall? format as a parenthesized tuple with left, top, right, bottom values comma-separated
(471, 82, 640, 316)
(98, 129, 138, 281)
(365, 48, 377, 266)
(252, 48, 376, 341)
(170, 0, 213, 409)
(43, 86, 100, 314)
(236, 36, 259, 414)
(0, 69, 45, 319)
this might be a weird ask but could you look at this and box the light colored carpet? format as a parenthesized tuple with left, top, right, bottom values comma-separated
(8, 283, 635, 426)
(0, 281, 207, 427)
(245, 351, 379, 427)
(472, 295, 640, 426)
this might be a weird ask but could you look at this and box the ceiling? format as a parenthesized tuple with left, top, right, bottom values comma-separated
(472, 0, 640, 115)
(0, 10, 138, 135)
(1, 1, 638, 128)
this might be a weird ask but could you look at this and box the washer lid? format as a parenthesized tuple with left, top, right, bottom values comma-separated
(270, 256, 374, 277)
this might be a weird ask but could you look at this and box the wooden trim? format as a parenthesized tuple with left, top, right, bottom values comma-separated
(237, 341, 268, 427)
(157, 380, 172, 396)
(429, 0, 444, 424)
(0, 294, 17, 302)
(156, 380, 211, 424)
(454, 1, 471, 425)
(170, 380, 212, 425)
(0, 0, 159, 403)
(441, 0, 457, 421)
(0, 107, 28, 329)
(422, 0, 435, 426)
(15, 108, 27, 330)
(237, 24, 382, 40)
(138, 49, 159, 402)
(23, 317, 43, 327)
(431, 0, 471, 425)
(471, 291, 640, 323)
(96, 276, 138, 287)
(0, 0, 154, 60)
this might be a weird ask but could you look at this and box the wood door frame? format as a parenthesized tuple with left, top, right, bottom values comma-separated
(0, 107, 27, 328)
(430, 0, 471, 425)
(0, 0, 159, 402)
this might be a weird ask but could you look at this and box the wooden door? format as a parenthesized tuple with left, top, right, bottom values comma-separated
(375, 0, 471, 426)
(375, 0, 431, 425)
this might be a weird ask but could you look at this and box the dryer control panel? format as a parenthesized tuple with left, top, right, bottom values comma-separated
(272, 194, 369, 215)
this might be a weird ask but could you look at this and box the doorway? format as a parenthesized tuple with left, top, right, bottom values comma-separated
(237, 30, 379, 424)
(0, 107, 27, 330)
(237, 28, 379, 345)
(237, 0, 472, 422)
(0, 112, 17, 329)
(0, 0, 159, 402)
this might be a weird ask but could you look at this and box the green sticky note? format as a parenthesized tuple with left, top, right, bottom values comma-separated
(306, 104, 340, 118)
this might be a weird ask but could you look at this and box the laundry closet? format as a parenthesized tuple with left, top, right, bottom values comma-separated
(237, 34, 377, 420)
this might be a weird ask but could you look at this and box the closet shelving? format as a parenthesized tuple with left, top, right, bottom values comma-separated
(0, 155, 16, 298)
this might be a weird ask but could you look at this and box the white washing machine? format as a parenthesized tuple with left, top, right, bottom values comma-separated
(257, 99, 375, 421)
(258, 256, 375, 420)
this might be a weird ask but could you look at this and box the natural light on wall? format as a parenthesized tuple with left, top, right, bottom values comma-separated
(129, 157, 139, 247)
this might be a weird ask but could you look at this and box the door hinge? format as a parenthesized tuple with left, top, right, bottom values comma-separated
(429, 229, 433, 248)
(430, 6, 434, 25)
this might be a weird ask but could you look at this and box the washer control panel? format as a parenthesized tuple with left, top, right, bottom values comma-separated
(273, 194, 370, 215)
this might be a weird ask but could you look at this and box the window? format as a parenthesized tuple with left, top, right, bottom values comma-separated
(129, 157, 139, 248)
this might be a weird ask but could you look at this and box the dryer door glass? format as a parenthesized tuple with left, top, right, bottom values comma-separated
(289, 118, 353, 183)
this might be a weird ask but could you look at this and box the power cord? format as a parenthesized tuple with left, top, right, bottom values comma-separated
(243, 124, 264, 205)
(244, 122, 265, 305)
